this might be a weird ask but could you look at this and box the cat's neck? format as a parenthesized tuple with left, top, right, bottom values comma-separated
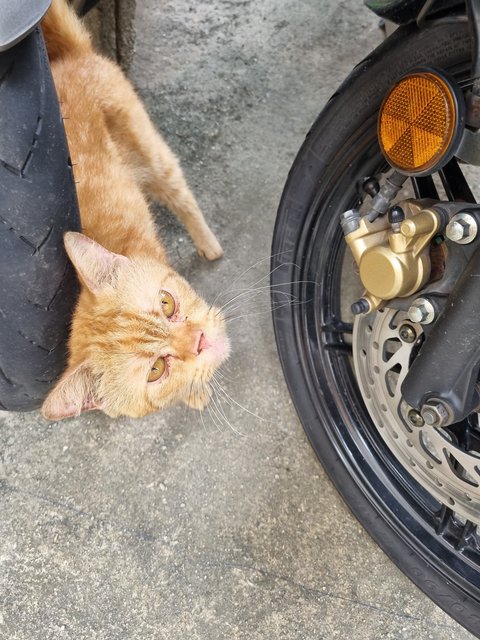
(75, 177, 168, 263)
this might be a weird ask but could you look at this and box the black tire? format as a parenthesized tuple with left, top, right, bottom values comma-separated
(0, 29, 80, 412)
(271, 17, 480, 637)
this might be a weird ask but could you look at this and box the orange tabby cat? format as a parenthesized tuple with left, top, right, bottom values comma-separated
(40, 0, 229, 420)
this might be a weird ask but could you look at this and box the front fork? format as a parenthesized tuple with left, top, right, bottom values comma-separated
(401, 245, 480, 425)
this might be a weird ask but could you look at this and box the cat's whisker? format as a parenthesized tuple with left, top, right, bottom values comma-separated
(216, 294, 288, 319)
(214, 279, 316, 316)
(209, 390, 229, 432)
(211, 374, 233, 408)
(218, 291, 298, 318)
(208, 251, 297, 311)
(222, 291, 309, 319)
(209, 385, 245, 437)
(241, 260, 303, 291)
(224, 297, 313, 323)
(186, 379, 196, 419)
(216, 279, 305, 304)
(206, 395, 226, 434)
(198, 402, 209, 435)
(212, 251, 292, 307)
(211, 374, 269, 424)
(212, 367, 236, 383)
(218, 284, 299, 306)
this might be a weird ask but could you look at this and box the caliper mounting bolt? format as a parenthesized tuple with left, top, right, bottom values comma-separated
(445, 213, 478, 244)
(407, 298, 435, 325)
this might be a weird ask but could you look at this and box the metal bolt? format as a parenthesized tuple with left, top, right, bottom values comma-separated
(407, 298, 435, 325)
(399, 324, 417, 343)
(340, 209, 361, 236)
(351, 298, 370, 315)
(445, 213, 478, 245)
(421, 401, 450, 427)
(408, 409, 425, 427)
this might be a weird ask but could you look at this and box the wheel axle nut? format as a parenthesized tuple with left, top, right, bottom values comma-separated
(421, 401, 450, 427)
(408, 298, 435, 325)
(446, 213, 478, 244)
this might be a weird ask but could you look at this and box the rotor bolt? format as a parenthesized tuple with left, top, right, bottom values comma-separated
(408, 409, 425, 427)
(351, 298, 370, 315)
(399, 324, 417, 343)
(407, 298, 435, 325)
(445, 213, 478, 244)
(421, 401, 450, 427)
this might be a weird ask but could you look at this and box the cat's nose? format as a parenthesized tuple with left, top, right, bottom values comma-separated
(193, 330, 206, 355)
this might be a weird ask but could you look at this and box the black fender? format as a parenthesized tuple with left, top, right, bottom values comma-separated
(0, 0, 51, 51)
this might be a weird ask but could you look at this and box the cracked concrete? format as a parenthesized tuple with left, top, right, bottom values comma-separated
(0, 0, 477, 638)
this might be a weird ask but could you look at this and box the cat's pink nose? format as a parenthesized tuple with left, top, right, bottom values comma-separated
(193, 331, 207, 355)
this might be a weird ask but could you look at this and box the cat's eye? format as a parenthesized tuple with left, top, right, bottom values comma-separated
(159, 290, 176, 318)
(148, 357, 166, 383)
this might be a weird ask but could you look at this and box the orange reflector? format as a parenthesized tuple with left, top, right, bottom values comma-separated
(378, 71, 457, 175)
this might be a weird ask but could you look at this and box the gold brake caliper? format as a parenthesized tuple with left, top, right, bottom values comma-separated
(343, 199, 442, 312)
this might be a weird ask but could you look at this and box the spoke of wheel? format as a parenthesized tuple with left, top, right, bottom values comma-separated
(456, 521, 477, 552)
(433, 502, 479, 551)
(324, 342, 352, 353)
(412, 175, 439, 199)
(435, 504, 455, 535)
(439, 157, 476, 202)
(321, 320, 353, 334)
(321, 318, 353, 353)
(449, 419, 476, 452)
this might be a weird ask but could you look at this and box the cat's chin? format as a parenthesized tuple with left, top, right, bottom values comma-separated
(185, 388, 212, 411)
(185, 398, 210, 411)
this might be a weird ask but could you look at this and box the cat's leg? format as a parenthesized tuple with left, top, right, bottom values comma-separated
(89, 58, 223, 260)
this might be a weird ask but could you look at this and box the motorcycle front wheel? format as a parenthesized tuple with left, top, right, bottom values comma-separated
(271, 16, 480, 637)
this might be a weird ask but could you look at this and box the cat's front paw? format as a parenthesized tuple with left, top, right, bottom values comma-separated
(195, 232, 224, 261)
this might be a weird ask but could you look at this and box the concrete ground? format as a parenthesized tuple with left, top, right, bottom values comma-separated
(0, 1, 477, 638)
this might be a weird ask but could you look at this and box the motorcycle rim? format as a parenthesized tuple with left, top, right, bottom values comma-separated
(271, 18, 480, 636)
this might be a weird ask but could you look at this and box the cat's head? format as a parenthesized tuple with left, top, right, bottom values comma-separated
(41, 232, 229, 420)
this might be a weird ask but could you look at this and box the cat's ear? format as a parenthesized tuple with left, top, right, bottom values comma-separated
(41, 363, 100, 420)
(64, 232, 129, 293)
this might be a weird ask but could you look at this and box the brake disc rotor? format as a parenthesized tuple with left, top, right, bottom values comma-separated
(353, 307, 480, 525)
